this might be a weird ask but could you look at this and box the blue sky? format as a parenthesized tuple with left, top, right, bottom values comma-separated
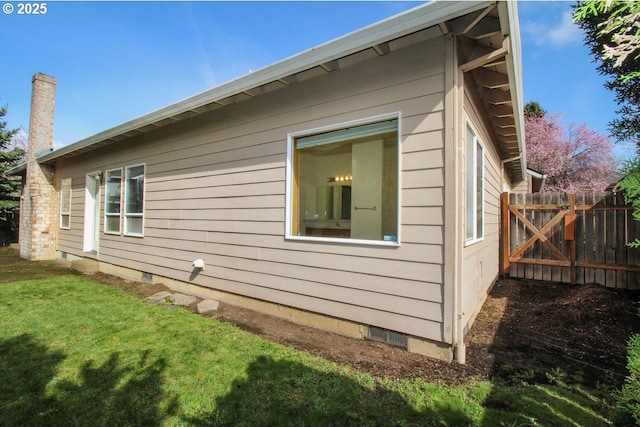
(0, 1, 634, 162)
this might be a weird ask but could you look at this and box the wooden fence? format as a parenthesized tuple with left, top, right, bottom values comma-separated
(501, 192, 640, 289)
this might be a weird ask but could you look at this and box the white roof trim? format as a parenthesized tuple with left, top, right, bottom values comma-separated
(500, 0, 527, 179)
(33, 0, 496, 165)
(526, 168, 546, 179)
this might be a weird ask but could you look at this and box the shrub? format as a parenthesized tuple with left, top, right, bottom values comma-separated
(614, 327, 640, 425)
(617, 159, 640, 248)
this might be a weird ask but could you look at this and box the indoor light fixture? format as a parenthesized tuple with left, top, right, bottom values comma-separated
(328, 175, 352, 183)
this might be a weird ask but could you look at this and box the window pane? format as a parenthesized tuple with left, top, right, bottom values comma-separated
(124, 165, 145, 236)
(125, 165, 144, 214)
(126, 216, 143, 235)
(60, 186, 70, 213)
(60, 178, 71, 229)
(294, 119, 398, 242)
(60, 191, 68, 212)
(476, 141, 484, 239)
(106, 170, 122, 214)
(466, 124, 484, 243)
(466, 126, 475, 240)
(105, 216, 120, 234)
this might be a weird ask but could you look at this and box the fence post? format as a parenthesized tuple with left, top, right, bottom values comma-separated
(569, 193, 576, 284)
(500, 192, 510, 276)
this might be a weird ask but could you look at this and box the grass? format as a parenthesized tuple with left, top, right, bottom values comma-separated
(0, 247, 617, 426)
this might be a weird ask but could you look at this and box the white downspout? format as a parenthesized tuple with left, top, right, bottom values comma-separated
(445, 31, 467, 365)
(452, 138, 465, 364)
(454, 139, 466, 364)
(456, 278, 466, 363)
(453, 230, 466, 363)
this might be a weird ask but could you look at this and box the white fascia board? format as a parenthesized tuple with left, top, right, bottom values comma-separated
(38, 0, 494, 165)
(526, 168, 546, 179)
(500, 0, 526, 177)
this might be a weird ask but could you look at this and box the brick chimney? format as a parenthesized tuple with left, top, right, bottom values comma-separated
(19, 73, 58, 260)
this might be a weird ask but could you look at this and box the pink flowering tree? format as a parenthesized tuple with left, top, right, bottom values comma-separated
(524, 108, 617, 192)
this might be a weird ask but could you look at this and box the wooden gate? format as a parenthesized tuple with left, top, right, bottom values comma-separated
(501, 192, 640, 289)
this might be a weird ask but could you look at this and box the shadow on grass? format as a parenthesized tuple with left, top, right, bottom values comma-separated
(186, 355, 472, 427)
(0, 334, 178, 427)
(0, 247, 78, 283)
(0, 334, 64, 425)
(481, 380, 614, 427)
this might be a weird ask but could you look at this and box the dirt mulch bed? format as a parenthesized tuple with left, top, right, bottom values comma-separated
(90, 272, 640, 387)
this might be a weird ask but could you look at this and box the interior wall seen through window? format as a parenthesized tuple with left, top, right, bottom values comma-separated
(294, 119, 398, 242)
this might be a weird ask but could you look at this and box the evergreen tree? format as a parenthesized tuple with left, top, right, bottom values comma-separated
(0, 103, 24, 210)
(574, 1, 640, 147)
(524, 101, 546, 118)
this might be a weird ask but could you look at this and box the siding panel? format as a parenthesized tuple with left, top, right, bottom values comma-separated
(54, 36, 448, 341)
(461, 89, 503, 333)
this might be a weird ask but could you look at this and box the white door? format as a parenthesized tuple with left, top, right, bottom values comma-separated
(83, 173, 101, 253)
(351, 139, 383, 240)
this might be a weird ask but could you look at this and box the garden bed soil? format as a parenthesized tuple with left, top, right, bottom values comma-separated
(91, 272, 640, 387)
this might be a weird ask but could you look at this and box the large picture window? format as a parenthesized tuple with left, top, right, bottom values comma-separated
(288, 115, 399, 244)
(124, 164, 145, 236)
(60, 178, 71, 229)
(104, 168, 122, 234)
(466, 123, 484, 243)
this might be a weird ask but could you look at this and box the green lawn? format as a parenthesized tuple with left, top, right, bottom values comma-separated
(0, 248, 616, 426)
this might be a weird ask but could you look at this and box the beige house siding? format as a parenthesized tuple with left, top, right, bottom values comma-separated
(55, 35, 449, 342)
(511, 176, 531, 193)
(460, 87, 503, 334)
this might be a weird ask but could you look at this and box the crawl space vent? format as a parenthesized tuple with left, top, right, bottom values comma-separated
(141, 272, 153, 283)
(366, 325, 408, 349)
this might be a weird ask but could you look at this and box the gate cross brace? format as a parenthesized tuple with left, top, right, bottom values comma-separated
(508, 207, 570, 264)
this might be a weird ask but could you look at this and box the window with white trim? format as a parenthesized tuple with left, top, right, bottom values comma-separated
(124, 164, 145, 236)
(60, 178, 71, 229)
(288, 115, 399, 243)
(466, 123, 484, 243)
(104, 168, 122, 234)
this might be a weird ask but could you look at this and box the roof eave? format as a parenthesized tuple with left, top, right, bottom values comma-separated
(501, 0, 526, 182)
(6, 163, 26, 176)
(37, 0, 495, 165)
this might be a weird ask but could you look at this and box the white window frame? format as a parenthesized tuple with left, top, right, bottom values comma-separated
(465, 122, 484, 245)
(59, 178, 72, 229)
(124, 164, 145, 237)
(285, 113, 401, 247)
(104, 168, 123, 235)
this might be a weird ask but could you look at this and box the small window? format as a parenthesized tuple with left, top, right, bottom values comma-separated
(288, 115, 399, 244)
(466, 123, 484, 243)
(124, 164, 145, 236)
(60, 178, 72, 229)
(105, 168, 122, 234)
